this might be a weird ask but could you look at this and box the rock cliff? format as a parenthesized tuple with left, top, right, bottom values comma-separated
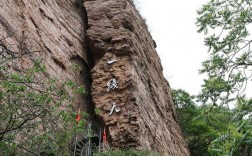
(0, 0, 92, 112)
(85, 0, 189, 155)
(0, 0, 190, 155)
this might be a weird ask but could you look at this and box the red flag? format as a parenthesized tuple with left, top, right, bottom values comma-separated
(76, 108, 81, 124)
(102, 128, 107, 144)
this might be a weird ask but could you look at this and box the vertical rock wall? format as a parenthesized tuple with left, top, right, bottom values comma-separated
(0, 0, 92, 111)
(1, 0, 190, 155)
(84, 0, 190, 155)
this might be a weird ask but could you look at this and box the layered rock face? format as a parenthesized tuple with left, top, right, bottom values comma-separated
(1, 0, 189, 155)
(85, 0, 190, 155)
(0, 0, 92, 111)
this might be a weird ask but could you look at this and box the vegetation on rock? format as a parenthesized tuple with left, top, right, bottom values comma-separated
(3, 0, 252, 155)
(0, 36, 86, 155)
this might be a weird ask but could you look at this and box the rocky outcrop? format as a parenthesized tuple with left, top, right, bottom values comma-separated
(85, 0, 190, 155)
(0, 0, 92, 111)
(0, 0, 190, 155)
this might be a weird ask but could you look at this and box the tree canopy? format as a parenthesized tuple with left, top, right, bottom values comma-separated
(193, 0, 252, 155)
(197, 0, 252, 106)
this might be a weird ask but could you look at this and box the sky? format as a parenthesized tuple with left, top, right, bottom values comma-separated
(135, 0, 209, 95)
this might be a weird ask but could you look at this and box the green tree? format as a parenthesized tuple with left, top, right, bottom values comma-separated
(0, 36, 86, 155)
(197, 0, 252, 155)
(208, 97, 252, 156)
(196, 0, 252, 106)
(172, 89, 197, 134)
(172, 90, 252, 156)
(172, 89, 220, 156)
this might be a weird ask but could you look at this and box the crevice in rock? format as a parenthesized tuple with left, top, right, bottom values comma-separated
(82, 4, 94, 68)
(30, 17, 38, 29)
(70, 55, 93, 114)
(41, 0, 46, 5)
(0, 14, 14, 35)
(52, 56, 66, 70)
(39, 8, 54, 22)
(122, 19, 134, 32)
(62, 35, 74, 47)
(79, 2, 103, 125)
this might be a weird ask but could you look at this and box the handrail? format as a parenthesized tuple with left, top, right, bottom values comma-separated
(71, 121, 103, 156)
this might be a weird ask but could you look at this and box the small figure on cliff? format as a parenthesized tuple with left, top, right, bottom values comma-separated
(107, 78, 118, 92)
(109, 103, 121, 115)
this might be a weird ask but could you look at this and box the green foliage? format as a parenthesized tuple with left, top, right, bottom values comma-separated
(196, 0, 252, 155)
(172, 89, 197, 134)
(172, 89, 219, 156)
(69, 62, 81, 72)
(208, 97, 252, 155)
(95, 108, 102, 115)
(94, 149, 160, 156)
(171, 89, 252, 156)
(197, 0, 252, 106)
(0, 38, 86, 155)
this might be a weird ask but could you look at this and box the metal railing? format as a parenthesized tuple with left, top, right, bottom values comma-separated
(72, 122, 103, 156)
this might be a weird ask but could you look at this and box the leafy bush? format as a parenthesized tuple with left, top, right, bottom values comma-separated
(94, 149, 160, 156)
(0, 36, 86, 155)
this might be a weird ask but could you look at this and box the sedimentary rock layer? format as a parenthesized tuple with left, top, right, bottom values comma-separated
(84, 0, 190, 155)
(0, 0, 190, 155)
(0, 0, 92, 111)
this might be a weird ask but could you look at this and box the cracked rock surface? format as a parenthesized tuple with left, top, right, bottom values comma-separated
(0, 0, 92, 111)
(1, 0, 190, 155)
(85, 0, 190, 155)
